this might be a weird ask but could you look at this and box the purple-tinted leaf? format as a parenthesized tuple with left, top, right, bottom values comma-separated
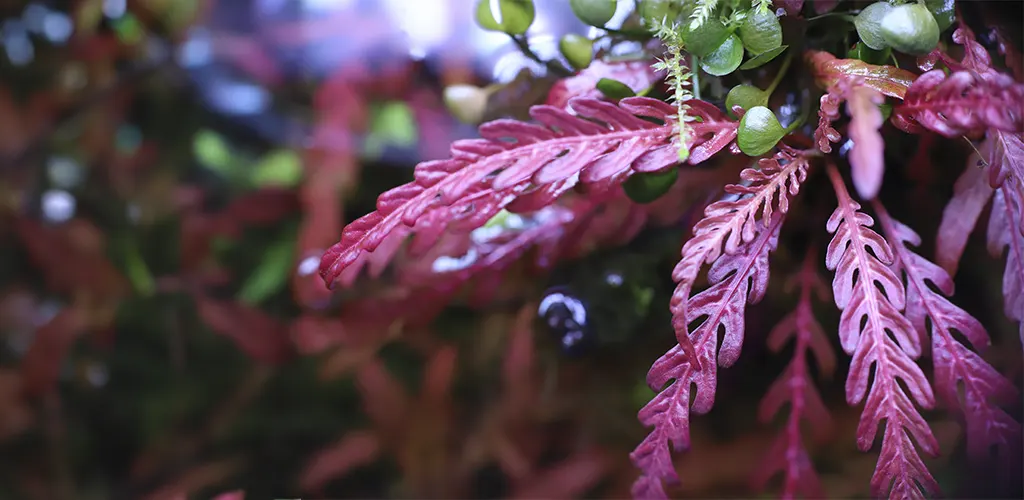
(892, 70, 1024, 137)
(320, 97, 738, 289)
(633, 147, 806, 496)
(988, 186, 1024, 343)
(936, 158, 995, 276)
(876, 202, 1021, 468)
(824, 165, 939, 499)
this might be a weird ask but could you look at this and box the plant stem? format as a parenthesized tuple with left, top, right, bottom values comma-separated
(691, 54, 701, 100)
(510, 35, 572, 77)
(765, 51, 794, 96)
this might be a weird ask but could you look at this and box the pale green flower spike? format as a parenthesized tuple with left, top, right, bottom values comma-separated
(651, 19, 694, 162)
(688, 0, 719, 30)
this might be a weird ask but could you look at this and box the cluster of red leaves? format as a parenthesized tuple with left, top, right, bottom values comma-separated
(312, 14, 1024, 498)
(631, 147, 809, 497)
(298, 306, 614, 498)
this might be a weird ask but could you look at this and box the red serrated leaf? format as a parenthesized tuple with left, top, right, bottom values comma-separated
(632, 149, 809, 496)
(824, 165, 939, 499)
(892, 70, 1024, 137)
(987, 185, 1024, 343)
(320, 97, 738, 289)
(876, 202, 1021, 467)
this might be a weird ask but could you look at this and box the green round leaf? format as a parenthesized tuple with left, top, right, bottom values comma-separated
(681, 18, 729, 58)
(854, 2, 894, 51)
(726, 85, 769, 117)
(475, 0, 535, 35)
(570, 0, 617, 27)
(595, 78, 636, 99)
(737, 106, 785, 156)
(638, 0, 682, 26)
(847, 41, 891, 65)
(699, 33, 743, 76)
(559, 34, 594, 69)
(881, 3, 940, 56)
(623, 168, 678, 203)
(739, 44, 788, 70)
(737, 9, 782, 55)
(925, 0, 955, 32)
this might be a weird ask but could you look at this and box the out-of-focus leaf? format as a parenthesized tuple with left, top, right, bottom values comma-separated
(545, 60, 659, 108)
(193, 130, 234, 174)
(595, 78, 636, 99)
(475, 0, 535, 35)
(251, 150, 303, 188)
(299, 431, 381, 493)
(196, 298, 291, 364)
(237, 232, 296, 305)
(847, 86, 886, 199)
(363, 101, 418, 159)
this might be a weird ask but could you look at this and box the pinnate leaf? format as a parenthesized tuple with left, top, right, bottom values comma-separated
(631, 149, 810, 498)
(824, 164, 939, 499)
(988, 185, 1024, 343)
(319, 97, 738, 289)
(875, 202, 1021, 469)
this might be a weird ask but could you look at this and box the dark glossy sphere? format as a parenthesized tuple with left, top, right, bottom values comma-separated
(537, 286, 597, 357)
(536, 249, 669, 357)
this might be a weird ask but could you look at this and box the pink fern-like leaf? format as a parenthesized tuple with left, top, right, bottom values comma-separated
(319, 97, 738, 289)
(633, 214, 785, 498)
(891, 69, 1024, 137)
(985, 131, 1024, 214)
(936, 158, 996, 276)
(631, 149, 810, 498)
(823, 164, 939, 499)
(988, 185, 1024, 343)
(874, 201, 1022, 469)
(752, 250, 835, 499)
